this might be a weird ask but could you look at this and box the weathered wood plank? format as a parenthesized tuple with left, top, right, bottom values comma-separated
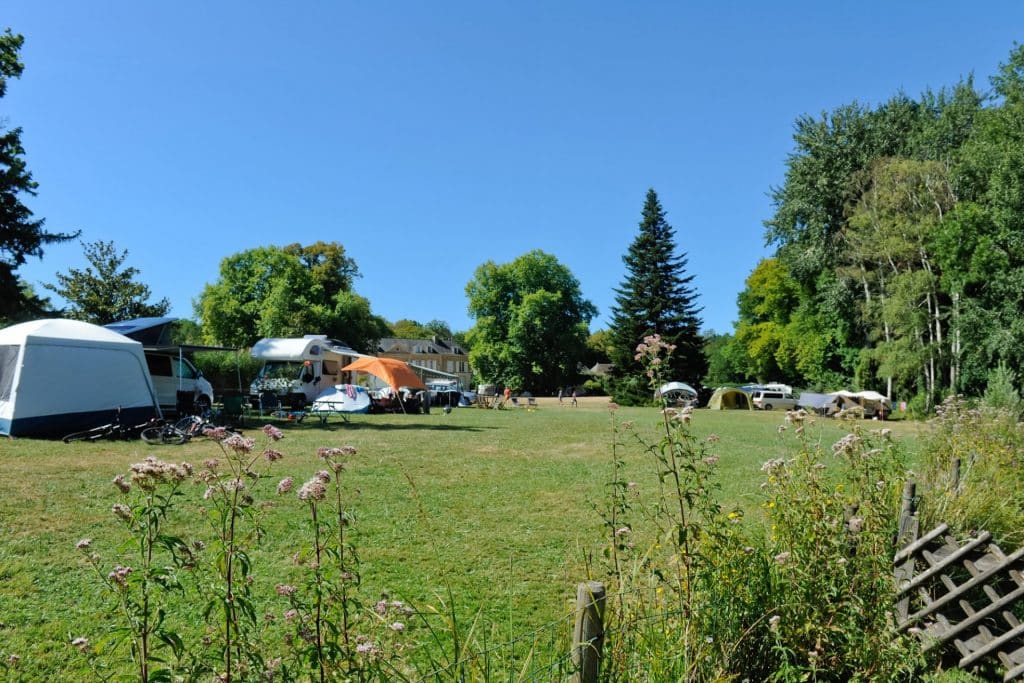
(894, 523, 948, 564)
(920, 583, 1024, 652)
(899, 532, 992, 596)
(960, 621, 1024, 668)
(901, 545, 1024, 630)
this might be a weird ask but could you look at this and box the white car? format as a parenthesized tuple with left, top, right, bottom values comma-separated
(144, 351, 215, 416)
(751, 390, 798, 411)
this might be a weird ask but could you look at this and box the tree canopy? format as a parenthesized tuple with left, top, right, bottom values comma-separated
(711, 42, 1024, 412)
(44, 240, 170, 324)
(195, 242, 389, 351)
(465, 250, 596, 393)
(608, 189, 705, 404)
(0, 29, 77, 324)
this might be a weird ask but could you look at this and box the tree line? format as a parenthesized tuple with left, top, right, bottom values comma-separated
(706, 43, 1024, 413)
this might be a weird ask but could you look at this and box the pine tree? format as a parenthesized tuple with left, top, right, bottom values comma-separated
(0, 30, 77, 322)
(609, 189, 706, 403)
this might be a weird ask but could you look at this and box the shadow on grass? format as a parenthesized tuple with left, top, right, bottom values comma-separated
(249, 420, 493, 433)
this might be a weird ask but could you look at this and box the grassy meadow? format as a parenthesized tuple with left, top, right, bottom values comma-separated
(0, 399, 926, 679)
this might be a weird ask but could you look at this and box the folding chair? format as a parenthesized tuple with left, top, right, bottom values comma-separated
(219, 391, 248, 427)
(259, 391, 282, 417)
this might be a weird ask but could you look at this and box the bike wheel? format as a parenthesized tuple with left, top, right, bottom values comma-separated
(141, 426, 187, 445)
(63, 427, 109, 444)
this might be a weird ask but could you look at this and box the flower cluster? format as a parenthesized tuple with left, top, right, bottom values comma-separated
(128, 457, 193, 491)
(634, 333, 677, 382)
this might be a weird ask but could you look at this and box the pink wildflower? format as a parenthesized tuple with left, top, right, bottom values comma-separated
(71, 637, 89, 653)
(262, 424, 284, 441)
(112, 474, 131, 494)
(276, 477, 294, 495)
(297, 478, 327, 501)
(262, 448, 284, 462)
(75, 538, 91, 550)
(223, 434, 255, 454)
(108, 565, 132, 586)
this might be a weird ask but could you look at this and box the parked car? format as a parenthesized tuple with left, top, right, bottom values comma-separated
(144, 351, 215, 416)
(751, 389, 798, 411)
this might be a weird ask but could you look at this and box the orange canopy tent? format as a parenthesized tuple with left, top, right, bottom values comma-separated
(340, 357, 426, 392)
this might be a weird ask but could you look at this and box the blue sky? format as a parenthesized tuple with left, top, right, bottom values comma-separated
(6, 2, 1024, 338)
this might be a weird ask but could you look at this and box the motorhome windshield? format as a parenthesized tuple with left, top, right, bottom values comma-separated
(259, 361, 308, 380)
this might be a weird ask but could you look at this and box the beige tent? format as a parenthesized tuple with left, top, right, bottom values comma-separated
(707, 387, 753, 410)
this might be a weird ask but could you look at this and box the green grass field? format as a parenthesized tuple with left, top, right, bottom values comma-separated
(0, 400, 925, 678)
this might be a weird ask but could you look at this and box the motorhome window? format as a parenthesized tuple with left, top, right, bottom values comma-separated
(0, 345, 17, 401)
(322, 360, 338, 374)
(146, 354, 172, 377)
(260, 361, 305, 380)
(310, 346, 321, 356)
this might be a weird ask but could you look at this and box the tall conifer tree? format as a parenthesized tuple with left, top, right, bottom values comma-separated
(609, 189, 705, 402)
(0, 30, 77, 322)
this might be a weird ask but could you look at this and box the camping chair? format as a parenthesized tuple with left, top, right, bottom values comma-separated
(258, 391, 282, 418)
(176, 390, 196, 416)
(218, 391, 247, 427)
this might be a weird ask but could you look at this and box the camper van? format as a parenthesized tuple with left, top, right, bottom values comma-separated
(751, 389, 798, 411)
(249, 336, 361, 409)
(144, 351, 215, 416)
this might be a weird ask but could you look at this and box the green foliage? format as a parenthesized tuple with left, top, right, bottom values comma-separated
(598, 346, 923, 680)
(43, 240, 169, 324)
(982, 362, 1022, 415)
(196, 242, 390, 351)
(609, 189, 706, 399)
(740, 48, 1024, 406)
(465, 249, 596, 393)
(388, 318, 455, 340)
(0, 29, 78, 322)
(919, 396, 1024, 548)
(192, 350, 263, 393)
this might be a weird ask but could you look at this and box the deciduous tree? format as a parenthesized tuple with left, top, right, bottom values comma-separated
(465, 250, 595, 393)
(196, 243, 389, 350)
(44, 240, 169, 324)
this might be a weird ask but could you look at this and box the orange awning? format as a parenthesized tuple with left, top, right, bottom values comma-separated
(340, 357, 427, 392)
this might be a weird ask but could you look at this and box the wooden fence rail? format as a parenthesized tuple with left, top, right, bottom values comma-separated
(896, 480, 1024, 681)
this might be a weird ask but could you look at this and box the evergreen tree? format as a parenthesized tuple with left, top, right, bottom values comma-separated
(0, 29, 77, 321)
(609, 189, 705, 403)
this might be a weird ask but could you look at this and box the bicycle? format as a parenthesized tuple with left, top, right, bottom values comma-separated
(140, 414, 238, 446)
(62, 409, 160, 444)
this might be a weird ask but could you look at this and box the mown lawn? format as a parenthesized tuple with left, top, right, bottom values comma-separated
(0, 400, 924, 678)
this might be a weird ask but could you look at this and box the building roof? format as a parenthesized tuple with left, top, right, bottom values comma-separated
(377, 336, 467, 356)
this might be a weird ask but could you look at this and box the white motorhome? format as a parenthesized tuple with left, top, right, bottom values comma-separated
(249, 336, 362, 409)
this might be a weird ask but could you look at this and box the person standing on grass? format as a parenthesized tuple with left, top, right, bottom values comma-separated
(557, 387, 564, 404)
(503, 385, 512, 405)
(571, 387, 578, 407)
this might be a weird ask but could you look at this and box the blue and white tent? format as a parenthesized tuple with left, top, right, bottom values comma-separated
(0, 319, 160, 438)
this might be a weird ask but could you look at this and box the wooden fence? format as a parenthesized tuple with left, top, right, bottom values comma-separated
(895, 481, 1024, 681)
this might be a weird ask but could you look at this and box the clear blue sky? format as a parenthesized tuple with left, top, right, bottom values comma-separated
(7, 2, 1024, 337)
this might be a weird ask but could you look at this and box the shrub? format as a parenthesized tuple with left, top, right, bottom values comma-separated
(593, 335, 923, 681)
(918, 396, 1024, 547)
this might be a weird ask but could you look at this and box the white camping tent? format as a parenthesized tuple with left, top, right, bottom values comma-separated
(655, 381, 698, 405)
(0, 319, 160, 438)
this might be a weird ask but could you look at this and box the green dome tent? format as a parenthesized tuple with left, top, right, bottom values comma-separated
(707, 387, 753, 410)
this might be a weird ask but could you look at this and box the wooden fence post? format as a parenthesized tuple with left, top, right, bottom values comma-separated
(572, 580, 606, 683)
(895, 481, 919, 622)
